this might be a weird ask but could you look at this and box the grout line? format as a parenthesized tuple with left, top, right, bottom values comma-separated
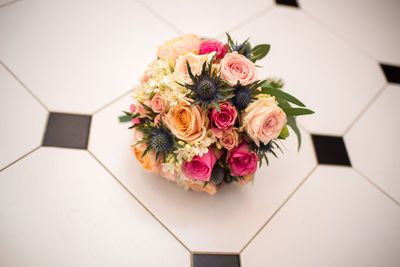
(0, 60, 50, 111)
(215, 4, 276, 39)
(0, 0, 21, 9)
(136, 0, 183, 35)
(87, 150, 192, 253)
(342, 83, 387, 136)
(239, 164, 318, 253)
(192, 251, 240, 255)
(301, 9, 377, 63)
(0, 146, 41, 173)
(91, 88, 132, 115)
(353, 167, 400, 207)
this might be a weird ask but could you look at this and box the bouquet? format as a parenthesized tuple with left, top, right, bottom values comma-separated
(119, 33, 313, 195)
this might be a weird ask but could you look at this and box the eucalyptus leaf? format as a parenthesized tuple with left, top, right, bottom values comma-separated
(282, 107, 314, 116)
(250, 44, 271, 62)
(286, 116, 301, 151)
(119, 115, 132, 123)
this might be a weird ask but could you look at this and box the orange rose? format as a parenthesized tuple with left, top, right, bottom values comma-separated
(165, 99, 208, 144)
(239, 174, 255, 185)
(186, 180, 217, 195)
(131, 129, 158, 173)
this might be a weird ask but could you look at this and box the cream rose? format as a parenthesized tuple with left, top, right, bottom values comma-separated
(165, 98, 208, 144)
(241, 97, 287, 146)
(220, 52, 258, 86)
(173, 53, 209, 84)
(157, 34, 201, 62)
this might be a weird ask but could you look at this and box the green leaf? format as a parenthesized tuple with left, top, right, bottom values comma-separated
(279, 125, 289, 139)
(250, 44, 270, 62)
(286, 116, 301, 151)
(282, 107, 314, 116)
(119, 115, 132, 123)
(141, 145, 152, 159)
(259, 85, 305, 107)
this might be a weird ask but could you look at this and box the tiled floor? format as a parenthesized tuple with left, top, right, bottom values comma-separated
(0, 0, 399, 266)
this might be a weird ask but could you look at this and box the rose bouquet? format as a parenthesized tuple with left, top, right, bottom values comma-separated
(119, 33, 313, 195)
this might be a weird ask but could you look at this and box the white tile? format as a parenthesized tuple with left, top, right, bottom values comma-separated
(0, 0, 178, 113)
(89, 94, 317, 252)
(241, 166, 400, 267)
(0, 63, 47, 170)
(229, 7, 386, 135)
(301, 0, 400, 65)
(345, 85, 400, 202)
(143, 0, 274, 38)
(0, 0, 15, 7)
(0, 147, 189, 267)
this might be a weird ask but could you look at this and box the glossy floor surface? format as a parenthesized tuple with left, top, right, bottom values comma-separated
(1, 0, 400, 266)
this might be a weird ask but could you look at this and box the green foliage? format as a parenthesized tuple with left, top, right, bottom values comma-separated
(225, 33, 271, 63)
(250, 44, 271, 63)
(279, 125, 289, 139)
(258, 83, 305, 107)
(118, 114, 132, 122)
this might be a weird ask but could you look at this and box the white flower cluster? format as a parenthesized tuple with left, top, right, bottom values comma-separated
(132, 58, 187, 106)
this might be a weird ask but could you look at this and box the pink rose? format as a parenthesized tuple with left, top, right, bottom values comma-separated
(209, 102, 237, 138)
(182, 149, 217, 181)
(136, 100, 152, 119)
(199, 40, 227, 59)
(151, 93, 169, 113)
(227, 142, 258, 176)
(220, 52, 258, 86)
(129, 104, 140, 125)
(157, 34, 201, 62)
(242, 97, 287, 146)
(220, 130, 239, 150)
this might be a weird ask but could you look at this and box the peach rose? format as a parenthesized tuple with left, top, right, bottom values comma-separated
(186, 180, 217, 195)
(174, 53, 209, 84)
(242, 97, 287, 146)
(165, 99, 208, 144)
(132, 142, 158, 174)
(151, 93, 169, 113)
(219, 129, 239, 150)
(131, 129, 159, 174)
(239, 174, 255, 185)
(157, 34, 201, 62)
(220, 52, 258, 86)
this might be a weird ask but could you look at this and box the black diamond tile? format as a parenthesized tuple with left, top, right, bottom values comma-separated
(380, 64, 400, 84)
(276, 0, 299, 8)
(312, 135, 351, 166)
(193, 254, 240, 267)
(43, 112, 91, 149)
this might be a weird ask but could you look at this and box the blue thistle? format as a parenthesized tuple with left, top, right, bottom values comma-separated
(232, 84, 253, 111)
(232, 43, 251, 58)
(182, 58, 234, 111)
(151, 128, 173, 153)
(226, 33, 252, 59)
(210, 164, 226, 185)
(254, 141, 274, 153)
